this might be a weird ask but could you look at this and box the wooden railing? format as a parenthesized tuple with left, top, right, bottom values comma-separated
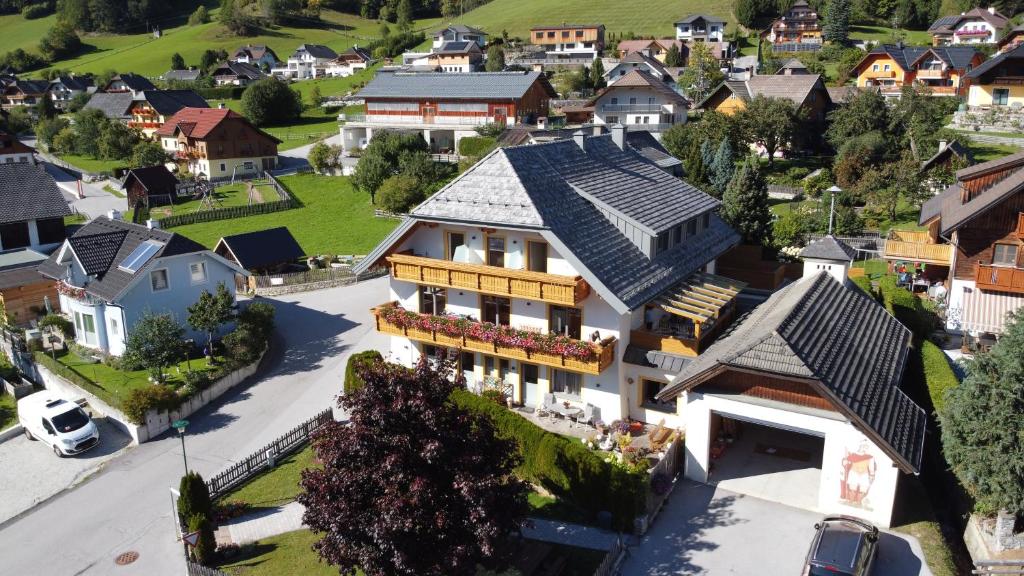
(976, 264, 1024, 294)
(630, 330, 699, 356)
(372, 305, 616, 375)
(386, 253, 591, 306)
(883, 230, 952, 264)
(1017, 213, 1024, 237)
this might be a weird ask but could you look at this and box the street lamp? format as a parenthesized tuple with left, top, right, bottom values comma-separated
(172, 419, 189, 475)
(826, 185, 842, 235)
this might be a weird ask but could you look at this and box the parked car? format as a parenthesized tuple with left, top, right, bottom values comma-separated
(802, 515, 879, 576)
(17, 393, 100, 457)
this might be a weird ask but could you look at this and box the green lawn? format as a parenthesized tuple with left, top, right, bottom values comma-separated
(849, 25, 932, 45)
(171, 173, 399, 255)
(964, 140, 1023, 162)
(147, 183, 259, 219)
(0, 393, 16, 431)
(102, 184, 126, 198)
(852, 258, 888, 277)
(57, 154, 127, 175)
(223, 445, 318, 510)
(64, 213, 88, 226)
(528, 491, 591, 525)
(43, 349, 219, 409)
(0, 12, 57, 55)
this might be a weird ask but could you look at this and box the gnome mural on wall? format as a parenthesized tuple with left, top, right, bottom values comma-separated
(840, 440, 877, 509)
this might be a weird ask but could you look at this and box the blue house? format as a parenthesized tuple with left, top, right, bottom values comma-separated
(38, 216, 248, 356)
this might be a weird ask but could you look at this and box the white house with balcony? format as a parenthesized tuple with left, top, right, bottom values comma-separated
(354, 127, 742, 428)
(38, 216, 246, 356)
(340, 70, 557, 153)
(272, 44, 338, 80)
(589, 70, 688, 138)
(929, 7, 1009, 45)
(674, 14, 727, 42)
(432, 24, 488, 49)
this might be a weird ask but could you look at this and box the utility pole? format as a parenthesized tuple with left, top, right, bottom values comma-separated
(827, 185, 841, 235)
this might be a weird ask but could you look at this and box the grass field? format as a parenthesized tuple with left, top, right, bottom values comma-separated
(849, 25, 932, 45)
(147, 183, 256, 219)
(171, 173, 399, 255)
(223, 445, 317, 510)
(964, 140, 1023, 162)
(0, 393, 16, 431)
(58, 154, 128, 175)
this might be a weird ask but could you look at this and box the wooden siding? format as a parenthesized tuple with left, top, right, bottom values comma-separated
(0, 280, 58, 327)
(976, 264, 1024, 293)
(531, 26, 603, 44)
(701, 369, 837, 412)
(178, 118, 278, 161)
(953, 191, 1024, 280)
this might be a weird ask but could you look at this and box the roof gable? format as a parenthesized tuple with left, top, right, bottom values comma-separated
(0, 163, 72, 224)
(215, 227, 305, 269)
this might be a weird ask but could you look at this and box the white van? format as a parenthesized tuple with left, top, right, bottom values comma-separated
(17, 393, 100, 457)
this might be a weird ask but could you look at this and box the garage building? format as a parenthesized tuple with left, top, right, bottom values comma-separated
(657, 272, 927, 527)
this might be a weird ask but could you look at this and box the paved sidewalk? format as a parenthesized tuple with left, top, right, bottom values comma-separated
(218, 502, 305, 545)
(522, 518, 620, 551)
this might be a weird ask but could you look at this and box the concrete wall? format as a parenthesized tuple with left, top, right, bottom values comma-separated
(683, 391, 902, 527)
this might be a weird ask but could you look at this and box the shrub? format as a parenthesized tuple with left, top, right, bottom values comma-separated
(481, 388, 505, 406)
(186, 513, 216, 566)
(222, 326, 261, 366)
(187, 5, 209, 25)
(343, 350, 382, 396)
(458, 136, 497, 158)
(878, 275, 932, 339)
(376, 174, 423, 214)
(178, 471, 213, 520)
(922, 340, 958, 415)
(238, 302, 275, 343)
(38, 314, 74, 338)
(22, 3, 53, 19)
(451, 389, 646, 530)
(241, 78, 302, 127)
(122, 385, 180, 424)
(850, 275, 875, 299)
(0, 354, 18, 381)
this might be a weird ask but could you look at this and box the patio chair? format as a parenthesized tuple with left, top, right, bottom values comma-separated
(574, 403, 596, 428)
(541, 393, 559, 422)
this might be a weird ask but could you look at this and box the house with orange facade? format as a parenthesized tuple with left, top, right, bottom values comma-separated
(852, 44, 984, 98)
(156, 107, 280, 180)
(340, 70, 556, 153)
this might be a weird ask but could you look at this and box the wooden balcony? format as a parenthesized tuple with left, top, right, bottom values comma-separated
(371, 303, 616, 375)
(386, 253, 590, 306)
(1017, 213, 1024, 237)
(976, 264, 1024, 294)
(630, 330, 699, 356)
(882, 230, 952, 265)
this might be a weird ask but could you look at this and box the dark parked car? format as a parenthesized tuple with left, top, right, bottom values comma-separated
(802, 515, 879, 576)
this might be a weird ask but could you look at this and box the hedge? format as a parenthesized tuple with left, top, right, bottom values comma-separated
(457, 136, 497, 158)
(850, 275, 875, 299)
(158, 198, 294, 228)
(452, 389, 646, 530)
(194, 86, 245, 100)
(344, 350, 382, 396)
(878, 275, 932, 339)
(921, 340, 958, 416)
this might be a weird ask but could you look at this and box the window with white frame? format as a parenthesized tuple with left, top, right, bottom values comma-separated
(151, 269, 169, 291)
(993, 243, 1018, 266)
(189, 261, 208, 283)
(551, 369, 582, 397)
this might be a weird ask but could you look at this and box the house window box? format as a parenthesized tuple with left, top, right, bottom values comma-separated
(372, 302, 616, 375)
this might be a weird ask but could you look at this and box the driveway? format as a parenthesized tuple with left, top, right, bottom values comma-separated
(622, 482, 932, 576)
(0, 417, 132, 524)
(0, 278, 389, 575)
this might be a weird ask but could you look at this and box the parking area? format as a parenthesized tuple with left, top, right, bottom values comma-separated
(622, 482, 933, 576)
(0, 417, 132, 525)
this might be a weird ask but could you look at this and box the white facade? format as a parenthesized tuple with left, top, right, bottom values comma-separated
(683, 391, 902, 527)
(325, 60, 369, 77)
(591, 87, 686, 136)
(675, 20, 726, 42)
(432, 28, 487, 50)
(951, 17, 1001, 44)
(0, 150, 34, 164)
(802, 257, 850, 284)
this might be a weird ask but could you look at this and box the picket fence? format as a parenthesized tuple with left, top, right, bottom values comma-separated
(159, 174, 296, 229)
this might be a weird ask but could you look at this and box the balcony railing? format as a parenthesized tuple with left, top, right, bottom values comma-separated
(976, 264, 1024, 294)
(386, 253, 590, 306)
(624, 123, 675, 131)
(1017, 213, 1024, 237)
(599, 104, 671, 113)
(915, 68, 948, 78)
(630, 330, 699, 356)
(372, 303, 617, 375)
(343, 113, 506, 127)
(882, 230, 952, 265)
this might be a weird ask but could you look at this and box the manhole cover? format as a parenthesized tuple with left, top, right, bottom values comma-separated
(114, 551, 139, 566)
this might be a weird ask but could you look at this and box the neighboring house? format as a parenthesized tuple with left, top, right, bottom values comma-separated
(325, 46, 373, 77)
(0, 130, 35, 164)
(352, 128, 742, 427)
(530, 24, 605, 59)
(210, 61, 265, 86)
(121, 165, 179, 208)
(997, 25, 1024, 53)
(776, 58, 809, 75)
(616, 39, 687, 64)
(674, 14, 726, 43)
(231, 44, 279, 69)
(162, 68, 202, 83)
(83, 92, 135, 122)
(429, 41, 483, 73)
(852, 44, 984, 98)
(730, 54, 758, 80)
(275, 44, 339, 79)
(698, 74, 831, 122)
(47, 76, 94, 110)
(964, 44, 1024, 107)
(928, 7, 1009, 46)
(920, 139, 973, 193)
(0, 248, 58, 327)
(127, 90, 210, 138)
(342, 70, 557, 153)
(826, 85, 863, 104)
(156, 108, 280, 180)
(0, 163, 71, 252)
(2, 80, 48, 110)
(432, 24, 488, 49)
(37, 216, 247, 356)
(657, 272, 926, 528)
(103, 73, 157, 99)
(763, 0, 822, 52)
(603, 52, 673, 83)
(214, 227, 304, 274)
(799, 235, 856, 284)
(589, 70, 687, 137)
(907, 151, 1024, 337)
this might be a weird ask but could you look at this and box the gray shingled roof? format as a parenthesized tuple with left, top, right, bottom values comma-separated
(920, 140, 972, 172)
(357, 134, 738, 312)
(0, 164, 72, 224)
(294, 44, 337, 59)
(800, 235, 856, 261)
(928, 14, 960, 32)
(625, 131, 682, 168)
(216, 227, 305, 270)
(84, 92, 134, 119)
(358, 70, 555, 100)
(921, 151, 1024, 233)
(658, 272, 926, 473)
(162, 69, 202, 82)
(141, 90, 210, 116)
(38, 217, 209, 302)
(211, 61, 264, 81)
(674, 13, 726, 24)
(112, 73, 156, 91)
(434, 24, 487, 37)
(435, 41, 474, 54)
(866, 44, 981, 72)
(967, 44, 1024, 80)
(623, 344, 693, 372)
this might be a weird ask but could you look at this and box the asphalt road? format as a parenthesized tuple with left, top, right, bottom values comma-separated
(0, 278, 389, 575)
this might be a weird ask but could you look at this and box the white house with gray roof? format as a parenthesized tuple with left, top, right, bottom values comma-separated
(354, 127, 742, 427)
(340, 70, 557, 153)
(273, 44, 338, 79)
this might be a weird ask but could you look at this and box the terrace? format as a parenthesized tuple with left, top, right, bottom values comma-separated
(882, 230, 953, 265)
(630, 273, 745, 357)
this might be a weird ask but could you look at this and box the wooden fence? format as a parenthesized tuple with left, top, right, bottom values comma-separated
(593, 536, 624, 576)
(644, 435, 685, 526)
(247, 265, 386, 292)
(206, 408, 334, 500)
(159, 174, 297, 229)
(975, 561, 1024, 575)
(186, 561, 230, 576)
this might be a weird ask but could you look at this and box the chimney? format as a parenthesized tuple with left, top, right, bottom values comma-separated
(537, 116, 547, 129)
(592, 124, 603, 136)
(938, 140, 948, 152)
(611, 123, 626, 150)
(146, 219, 161, 230)
(573, 130, 586, 151)
(218, 102, 226, 109)
(988, 6, 995, 13)
(107, 209, 121, 221)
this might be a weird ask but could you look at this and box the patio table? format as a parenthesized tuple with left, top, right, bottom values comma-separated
(555, 406, 582, 427)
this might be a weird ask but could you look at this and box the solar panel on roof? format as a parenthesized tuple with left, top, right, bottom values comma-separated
(118, 240, 163, 273)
